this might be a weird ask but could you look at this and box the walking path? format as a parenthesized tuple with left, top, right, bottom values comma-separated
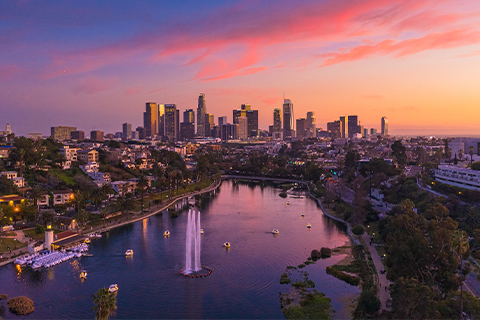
(362, 233, 391, 311)
(0, 178, 222, 267)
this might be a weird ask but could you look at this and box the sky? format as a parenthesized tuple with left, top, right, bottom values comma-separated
(1, 0, 480, 137)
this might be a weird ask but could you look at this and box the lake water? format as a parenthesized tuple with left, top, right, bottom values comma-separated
(0, 180, 359, 319)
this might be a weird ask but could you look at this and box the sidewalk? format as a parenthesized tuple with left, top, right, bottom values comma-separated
(362, 233, 391, 311)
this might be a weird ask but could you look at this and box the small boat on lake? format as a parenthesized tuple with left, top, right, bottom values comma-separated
(286, 202, 290, 206)
(223, 242, 231, 248)
(307, 223, 312, 228)
(200, 229, 204, 235)
(125, 249, 133, 256)
(272, 229, 279, 235)
(163, 230, 170, 236)
(80, 270, 87, 279)
(108, 284, 118, 293)
(301, 212, 305, 217)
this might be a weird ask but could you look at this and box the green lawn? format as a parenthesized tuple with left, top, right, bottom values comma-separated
(48, 168, 76, 186)
(23, 228, 62, 241)
(0, 238, 27, 254)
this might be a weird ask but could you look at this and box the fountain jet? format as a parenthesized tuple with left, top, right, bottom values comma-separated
(184, 209, 201, 274)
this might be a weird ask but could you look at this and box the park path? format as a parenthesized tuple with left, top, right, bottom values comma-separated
(362, 233, 391, 311)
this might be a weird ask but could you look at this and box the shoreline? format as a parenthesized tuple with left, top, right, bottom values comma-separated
(0, 178, 222, 268)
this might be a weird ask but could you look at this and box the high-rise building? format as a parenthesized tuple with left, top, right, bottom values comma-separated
(144, 102, 157, 137)
(184, 109, 195, 124)
(233, 109, 245, 124)
(381, 117, 388, 136)
(211, 126, 220, 138)
(70, 130, 85, 141)
(122, 123, 132, 140)
(306, 112, 316, 138)
(370, 128, 377, 135)
(237, 117, 248, 140)
(273, 109, 282, 133)
(327, 121, 342, 138)
(136, 126, 145, 139)
(339, 116, 348, 138)
(51, 126, 76, 141)
(220, 123, 237, 141)
(283, 99, 294, 139)
(296, 118, 306, 139)
(158, 104, 165, 137)
(180, 122, 195, 140)
(197, 94, 206, 137)
(90, 130, 104, 142)
(114, 132, 123, 139)
(246, 110, 258, 137)
(347, 115, 359, 138)
(204, 113, 215, 137)
(164, 104, 178, 141)
(218, 116, 227, 126)
(363, 128, 368, 137)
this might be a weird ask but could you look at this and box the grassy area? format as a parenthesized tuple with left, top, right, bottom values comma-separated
(23, 228, 63, 241)
(1, 231, 17, 236)
(48, 168, 77, 186)
(0, 238, 27, 253)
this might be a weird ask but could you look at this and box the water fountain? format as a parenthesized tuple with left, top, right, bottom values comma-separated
(181, 209, 212, 278)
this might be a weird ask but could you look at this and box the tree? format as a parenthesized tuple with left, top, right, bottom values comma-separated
(471, 161, 480, 171)
(469, 146, 475, 164)
(28, 185, 44, 221)
(75, 209, 89, 235)
(344, 150, 360, 173)
(452, 229, 470, 317)
(390, 277, 440, 319)
(458, 149, 464, 162)
(136, 175, 148, 212)
(445, 148, 452, 164)
(92, 287, 117, 320)
(391, 140, 407, 166)
(353, 290, 380, 318)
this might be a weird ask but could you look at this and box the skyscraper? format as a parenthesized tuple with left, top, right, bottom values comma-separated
(197, 94, 206, 137)
(184, 109, 195, 124)
(164, 104, 178, 141)
(327, 121, 342, 138)
(296, 118, 306, 139)
(122, 123, 132, 140)
(246, 110, 258, 137)
(283, 99, 294, 139)
(347, 115, 359, 138)
(144, 102, 157, 137)
(306, 112, 316, 138)
(233, 109, 245, 124)
(237, 117, 248, 140)
(339, 116, 348, 138)
(90, 130, 104, 142)
(273, 109, 282, 133)
(158, 104, 165, 136)
(51, 126, 76, 141)
(204, 113, 215, 137)
(218, 116, 227, 126)
(381, 117, 388, 136)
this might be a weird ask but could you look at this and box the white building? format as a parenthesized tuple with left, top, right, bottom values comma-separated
(434, 164, 480, 191)
(60, 146, 78, 161)
(0, 171, 17, 179)
(52, 190, 74, 206)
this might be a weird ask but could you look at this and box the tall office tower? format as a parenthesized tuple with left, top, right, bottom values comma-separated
(90, 130, 104, 142)
(237, 117, 248, 140)
(136, 126, 145, 139)
(246, 110, 258, 137)
(114, 132, 123, 139)
(370, 128, 377, 135)
(296, 118, 306, 139)
(211, 126, 220, 138)
(306, 112, 316, 138)
(347, 115, 358, 138)
(197, 93, 206, 137)
(339, 116, 348, 138)
(363, 128, 368, 137)
(144, 102, 157, 137)
(221, 123, 237, 141)
(273, 109, 282, 133)
(327, 121, 342, 138)
(241, 103, 251, 111)
(51, 126, 77, 141)
(218, 116, 227, 126)
(381, 117, 389, 136)
(183, 109, 195, 124)
(122, 123, 132, 140)
(158, 104, 165, 136)
(358, 125, 365, 138)
(180, 122, 195, 140)
(5, 123, 11, 135)
(283, 99, 294, 139)
(233, 109, 245, 124)
(164, 104, 178, 141)
(70, 130, 85, 141)
(204, 113, 215, 137)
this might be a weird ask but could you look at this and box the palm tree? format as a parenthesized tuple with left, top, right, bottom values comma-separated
(452, 230, 469, 318)
(136, 175, 148, 212)
(458, 149, 464, 162)
(75, 209, 89, 235)
(469, 146, 475, 164)
(99, 206, 109, 228)
(29, 185, 44, 221)
(92, 287, 117, 320)
(90, 187, 105, 210)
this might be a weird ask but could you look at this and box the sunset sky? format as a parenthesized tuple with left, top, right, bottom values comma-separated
(1, 0, 480, 137)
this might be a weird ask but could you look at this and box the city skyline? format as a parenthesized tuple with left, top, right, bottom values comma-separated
(1, 1, 480, 136)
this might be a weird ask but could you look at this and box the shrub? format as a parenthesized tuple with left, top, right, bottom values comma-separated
(7, 296, 34, 315)
(35, 224, 45, 234)
(311, 249, 321, 260)
(326, 266, 360, 286)
(279, 192, 288, 198)
(0, 294, 8, 300)
(320, 247, 332, 258)
(352, 225, 365, 236)
(280, 273, 291, 284)
(298, 264, 306, 269)
(356, 290, 381, 314)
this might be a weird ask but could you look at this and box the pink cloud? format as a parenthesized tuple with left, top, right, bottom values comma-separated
(321, 29, 480, 66)
(72, 77, 117, 94)
(0, 64, 21, 80)
(125, 86, 142, 96)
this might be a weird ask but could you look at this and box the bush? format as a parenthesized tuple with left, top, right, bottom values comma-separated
(320, 247, 331, 258)
(356, 290, 381, 314)
(326, 266, 360, 286)
(280, 273, 291, 284)
(7, 296, 34, 315)
(279, 192, 288, 198)
(352, 225, 365, 236)
(0, 294, 8, 300)
(170, 210, 179, 218)
(311, 249, 321, 261)
(298, 264, 306, 268)
(35, 224, 45, 234)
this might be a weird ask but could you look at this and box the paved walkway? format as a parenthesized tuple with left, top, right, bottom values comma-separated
(362, 233, 391, 311)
